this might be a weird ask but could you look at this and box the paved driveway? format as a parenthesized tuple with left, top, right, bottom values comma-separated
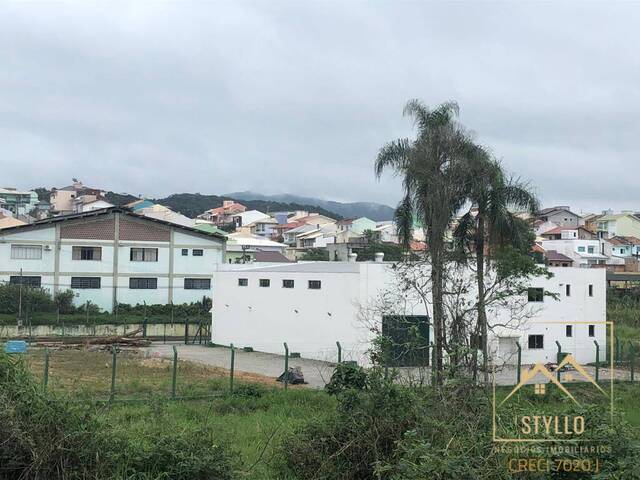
(145, 343, 636, 389)
(145, 343, 337, 389)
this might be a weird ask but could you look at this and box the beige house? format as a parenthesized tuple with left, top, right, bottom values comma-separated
(50, 180, 108, 215)
(596, 212, 640, 239)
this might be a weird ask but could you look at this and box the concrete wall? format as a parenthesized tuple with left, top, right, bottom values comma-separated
(0, 322, 185, 339)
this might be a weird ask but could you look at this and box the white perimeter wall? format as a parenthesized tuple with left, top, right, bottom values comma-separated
(212, 263, 607, 366)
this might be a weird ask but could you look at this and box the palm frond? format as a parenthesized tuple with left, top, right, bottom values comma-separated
(374, 138, 411, 179)
(394, 192, 415, 248)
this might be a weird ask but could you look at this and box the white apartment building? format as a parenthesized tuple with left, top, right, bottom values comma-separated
(541, 237, 609, 267)
(0, 207, 226, 311)
(211, 261, 606, 366)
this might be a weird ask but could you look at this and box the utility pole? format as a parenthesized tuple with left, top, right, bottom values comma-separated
(17, 268, 23, 327)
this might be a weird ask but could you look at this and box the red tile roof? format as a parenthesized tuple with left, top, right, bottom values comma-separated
(609, 236, 640, 246)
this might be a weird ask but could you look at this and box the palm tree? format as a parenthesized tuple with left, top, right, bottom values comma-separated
(375, 100, 473, 383)
(454, 157, 539, 383)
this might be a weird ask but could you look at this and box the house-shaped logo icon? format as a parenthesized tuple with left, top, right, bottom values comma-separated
(499, 355, 607, 407)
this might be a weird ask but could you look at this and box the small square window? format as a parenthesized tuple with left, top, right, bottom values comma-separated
(565, 284, 571, 297)
(577, 246, 585, 253)
(527, 288, 544, 302)
(588, 325, 595, 337)
(528, 334, 544, 349)
(192, 249, 204, 256)
(589, 285, 594, 297)
(308, 280, 322, 290)
(283, 279, 295, 288)
(566, 325, 573, 337)
(259, 279, 270, 287)
(238, 278, 248, 287)
(182, 249, 188, 256)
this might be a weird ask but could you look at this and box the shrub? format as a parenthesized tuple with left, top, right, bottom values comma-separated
(280, 371, 420, 480)
(280, 372, 640, 480)
(0, 352, 239, 479)
(325, 362, 368, 395)
(0, 352, 110, 478)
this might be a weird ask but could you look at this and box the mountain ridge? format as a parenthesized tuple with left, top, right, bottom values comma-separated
(226, 191, 395, 221)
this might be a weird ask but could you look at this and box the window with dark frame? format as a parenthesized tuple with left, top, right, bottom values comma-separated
(282, 279, 295, 288)
(71, 277, 101, 289)
(238, 278, 248, 286)
(528, 334, 544, 349)
(129, 277, 158, 289)
(566, 325, 573, 337)
(184, 278, 211, 290)
(72, 246, 102, 261)
(192, 249, 204, 256)
(565, 284, 571, 297)
(588, 325, 595, 337)
(527, 288, 544, 302)
(308, 280, 322, 290)
(259, 279, 270, 287)
(589, 284, 594, 297)
(130, 247, 158, 262)
(9, 276, 41, 287)
(182, 249, 188, 256)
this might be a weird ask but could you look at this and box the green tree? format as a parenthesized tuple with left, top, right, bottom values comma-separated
(299, 248, 329, 261)
(453, 158, 539, 382)
(375, 100, 473, 383)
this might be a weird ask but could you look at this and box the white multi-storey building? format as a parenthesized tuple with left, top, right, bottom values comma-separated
(211, 260, 606, 366)
(0, 207, 226, 311)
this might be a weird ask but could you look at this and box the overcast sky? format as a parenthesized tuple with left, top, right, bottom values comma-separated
(1, 2, 638, 213)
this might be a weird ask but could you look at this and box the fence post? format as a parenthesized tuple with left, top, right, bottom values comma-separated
(629, 341, 635, 382)
(336, 341, 342, 364)
(615, 336, 621, 367)
(110, 346, 117, 402)
(555, 341, 562, 383)
(515, 341, 522, 384)
(430, 342, 436, 387)
(229, 343, 235, 392)
(171, 345, 178, 399)
(43, 347, 50, 389)
(184, 318, 189, 345)
(283, 342, 289, 390)
(594, 340, 600, 383)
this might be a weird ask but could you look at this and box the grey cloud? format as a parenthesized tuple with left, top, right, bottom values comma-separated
(1, 2, 638, 212)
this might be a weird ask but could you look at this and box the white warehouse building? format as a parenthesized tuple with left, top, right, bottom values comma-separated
(0, 207, 226, 311)
(211, 261, 606, 366)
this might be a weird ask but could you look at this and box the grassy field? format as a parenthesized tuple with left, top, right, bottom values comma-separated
(20, 348, 640, 479)
(23, 348, 336, 479)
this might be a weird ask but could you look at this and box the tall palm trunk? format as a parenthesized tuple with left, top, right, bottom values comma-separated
(430, 233, 444, 385)
(475, 212, 489, 384)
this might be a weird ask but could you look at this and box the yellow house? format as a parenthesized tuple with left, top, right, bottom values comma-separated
(597, 212, 640, 239)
